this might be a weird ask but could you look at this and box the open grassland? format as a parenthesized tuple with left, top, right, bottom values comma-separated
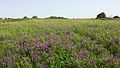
(0, 19, 120, 68)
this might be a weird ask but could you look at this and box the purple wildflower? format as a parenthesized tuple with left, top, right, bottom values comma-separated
(79, 43, 85, 47)
(45, 33, 50, 38)
(34, 34, 40, 39)
(43, 42, 49, 48)
(66, 44, 74, 50)
(33, 52, 39, 61)
(78, 49, 89, 58)
(24, 43, 28, 46)
(43, 42, 49, 46)
(27, 47, 31, 52)
(63, 34, 67, 40)
(39, 42, 49, 51)
(23, 47, 27, 52)
(34, 41, 42, 47)
(3, 57, 13, 64)
(49, 38, 57, 44)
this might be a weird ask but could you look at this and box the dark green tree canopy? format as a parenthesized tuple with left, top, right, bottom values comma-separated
(32, 16, 38, 18)
(47, 16, 67, 19)
(96, 12, 106, 19)
(23, 16, 28, 19)
(113, 16, 119, 18)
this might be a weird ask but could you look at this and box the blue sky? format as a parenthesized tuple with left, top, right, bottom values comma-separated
(0, 0, 120, 18)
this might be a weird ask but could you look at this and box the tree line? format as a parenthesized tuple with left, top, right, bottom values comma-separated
(0, 12, 120, 20)
(96, 12, 120, 19)
(0, 16, 67, 20)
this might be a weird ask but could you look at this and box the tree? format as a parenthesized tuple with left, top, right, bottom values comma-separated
(113, 16, 119, 18)
(48, 16, 67, 19)
(32, 16, 38, 18)
(23, 16, 28, 19)
(96, 12, 106, 19)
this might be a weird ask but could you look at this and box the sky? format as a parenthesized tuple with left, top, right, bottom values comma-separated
(0, 0, 120, 18)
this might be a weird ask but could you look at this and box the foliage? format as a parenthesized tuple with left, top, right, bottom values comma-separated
(23, 16, 28, 19)
(47, 16, 67, 19)
(96, 12, 106, 19)
(113, 16, 119, 18)
(32, 16, 38, 18)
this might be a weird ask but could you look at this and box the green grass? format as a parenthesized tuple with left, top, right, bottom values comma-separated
(0, 19, 120, 68)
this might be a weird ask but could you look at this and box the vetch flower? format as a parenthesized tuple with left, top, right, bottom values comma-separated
(34, 34, 40, 39)
(63, 34, 67, 40)
(45, 33, 50, 38)
(40, 42, 50, 51)
(43, 42, 49, 48)
(24, 43, 28, 47)
(3, 57, 13, 64)
(79, 43, 85, 47)
(78, 49, 89, 58)
(34, 41, 42, 47)
(49, 38, 57, 44)
(23, 47, 27, 52)
(33, 52, 39, 61)
(66, 44, 74, 50)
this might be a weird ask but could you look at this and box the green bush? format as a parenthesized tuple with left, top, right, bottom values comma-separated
(23, 16, 28, 19)
(113, 16, 119, 18)
(47, 16, 67, 19)
(96, 12, 106, 19)
(32, 16, 38, 18)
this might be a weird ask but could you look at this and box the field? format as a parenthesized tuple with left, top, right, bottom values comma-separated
(0, 19, 120, 68)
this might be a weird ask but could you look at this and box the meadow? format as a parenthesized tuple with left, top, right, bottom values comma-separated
(0, 18, 120, 68)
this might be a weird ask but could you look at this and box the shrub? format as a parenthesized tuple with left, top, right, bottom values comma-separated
(32, 16, 38, 18)
(96, 12, 106, 19)
(47, 16, 67, 19)
(23, 16, 28, 19)
(113, 16, 119, 18)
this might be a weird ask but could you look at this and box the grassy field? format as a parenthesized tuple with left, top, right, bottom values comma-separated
(0, 19, 120, 68)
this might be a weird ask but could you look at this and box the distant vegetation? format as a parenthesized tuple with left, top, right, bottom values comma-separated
(96, 12, 120, 19)
(23, 16, 28, 19)
(32, 16, 38, 18)
(96, 12, 106, 19)
(113, 16, 120, 18)
(46, 16, 68, 19)
(0, 13, 119, 22)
